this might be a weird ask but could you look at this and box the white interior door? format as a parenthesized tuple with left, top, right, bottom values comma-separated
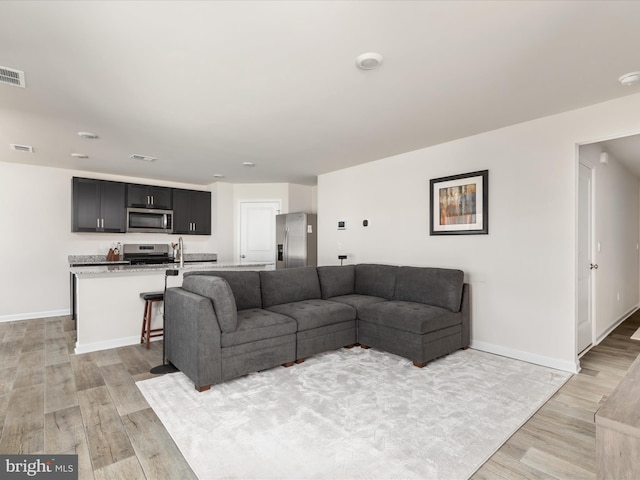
(239, 201, 280, 264)
(577, 163, 595, 353)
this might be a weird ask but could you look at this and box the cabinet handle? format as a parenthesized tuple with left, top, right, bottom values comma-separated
(97, 218, 100, 228)
(193, 222, 196, 232)
(101, 218, 104, 228)
(151, 195, 154, 205)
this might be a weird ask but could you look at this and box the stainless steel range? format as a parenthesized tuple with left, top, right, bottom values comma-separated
(122, 244, 172, 265)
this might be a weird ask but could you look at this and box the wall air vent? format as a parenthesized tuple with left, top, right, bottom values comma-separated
(0, 66, 26, 88)
(130, 154, 157, 162)
(10, 144, 34, 153)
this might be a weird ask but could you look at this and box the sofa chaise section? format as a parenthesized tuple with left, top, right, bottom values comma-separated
(357, 266, 469, 367)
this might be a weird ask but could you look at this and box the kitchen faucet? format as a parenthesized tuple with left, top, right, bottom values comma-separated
(178, 236, 184, 267)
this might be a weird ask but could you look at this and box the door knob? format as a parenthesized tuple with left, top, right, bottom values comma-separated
(590, 263, 599, 270)
(241, 255, 246, 258)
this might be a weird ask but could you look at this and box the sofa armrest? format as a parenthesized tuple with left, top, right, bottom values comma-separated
(165, 287, 223, 389)
(461, 283, 471, 347)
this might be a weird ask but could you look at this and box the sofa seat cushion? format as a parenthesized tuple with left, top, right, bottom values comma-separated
(327, 294, 387, 313)
(267, 300, 356, 332)
(359, 301, 461, 335)
(220, 308, 297, 348)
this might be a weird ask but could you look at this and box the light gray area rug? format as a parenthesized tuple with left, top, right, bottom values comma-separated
(631, 326, 640, 340)
(137, 348, 570, 480)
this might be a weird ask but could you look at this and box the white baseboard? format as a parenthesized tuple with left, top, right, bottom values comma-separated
(594, 305, 639, 345)
(471, 340, 580, 374)
(0, 309, 70, 323)
(75, 335, 146, 355)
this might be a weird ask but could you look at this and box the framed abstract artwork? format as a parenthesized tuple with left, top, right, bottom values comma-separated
(430, 170, 488, 235)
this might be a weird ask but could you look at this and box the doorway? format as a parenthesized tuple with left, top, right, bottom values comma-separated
(577, 162, 594, 354)
(239, 201, 281, 264)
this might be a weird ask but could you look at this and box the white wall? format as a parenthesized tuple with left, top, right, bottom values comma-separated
(579, 144, 640, 341)
(0, 162, 216, 320)
(289, 183, 317, 214)
(318, 92, 640, 373)
(211, 182, 235, 262)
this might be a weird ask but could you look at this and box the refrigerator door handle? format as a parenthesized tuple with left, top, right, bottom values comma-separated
(284, 227, 289, 268)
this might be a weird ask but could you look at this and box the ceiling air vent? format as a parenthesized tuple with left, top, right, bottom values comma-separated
(130, 154, 157, 162)
(10, 144, 34, 153)
(0, 66, 26, 88)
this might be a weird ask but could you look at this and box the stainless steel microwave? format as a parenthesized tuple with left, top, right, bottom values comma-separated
(126, 208, 173, 233)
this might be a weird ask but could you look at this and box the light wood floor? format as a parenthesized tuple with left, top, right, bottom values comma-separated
(0, 312, 638, 479)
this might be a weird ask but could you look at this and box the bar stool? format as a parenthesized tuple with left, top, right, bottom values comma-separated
(140, 291, 164, 349)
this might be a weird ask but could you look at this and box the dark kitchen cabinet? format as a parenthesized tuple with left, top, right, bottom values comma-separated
(72, 177, 126, 232)
(127, 184, 172, 209)
(173, 189, 211, 235)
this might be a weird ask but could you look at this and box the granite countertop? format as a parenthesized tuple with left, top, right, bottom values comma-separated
(70, 261, 274, 276)
(68, 252, 218, 266)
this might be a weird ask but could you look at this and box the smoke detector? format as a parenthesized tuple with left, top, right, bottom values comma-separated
(0, 66, 26, 88)
(355, 52, 383, 70)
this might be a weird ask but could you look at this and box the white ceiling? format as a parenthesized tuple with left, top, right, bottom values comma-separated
(1, 1, 640, 186)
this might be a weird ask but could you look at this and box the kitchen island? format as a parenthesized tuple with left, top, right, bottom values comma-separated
(70, 260, 274, 354)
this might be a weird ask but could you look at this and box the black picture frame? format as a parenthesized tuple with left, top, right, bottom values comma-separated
(430, 170, 489, 235)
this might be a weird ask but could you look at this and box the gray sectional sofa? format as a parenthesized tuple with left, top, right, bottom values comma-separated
(164, 264, 470, 391)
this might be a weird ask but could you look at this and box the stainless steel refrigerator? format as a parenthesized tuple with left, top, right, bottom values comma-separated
(276, 212, 317, 269)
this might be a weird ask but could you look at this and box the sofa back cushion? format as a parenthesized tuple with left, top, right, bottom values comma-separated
(182, 275, 238, 332)
(317, 265, 355, 299)
(260, 266, 321, 308)
(185, 271, 262, 310)
(354, 264, 398, 300)
(394, 266, 464, 312)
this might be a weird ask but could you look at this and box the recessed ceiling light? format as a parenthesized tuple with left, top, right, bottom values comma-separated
(77, 131, 99, 139)
(213, 174, 225, 178)
(10, 144, 33, 152)
(618, 71, 640, 86)
(242, 162, 255, 167)
(355, 52, 383, 70)
(71, 153, 89, 159)
(130, 154, 157, 162)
